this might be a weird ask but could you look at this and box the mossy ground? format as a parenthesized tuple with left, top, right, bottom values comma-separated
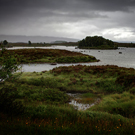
(0, 65, 135, 134)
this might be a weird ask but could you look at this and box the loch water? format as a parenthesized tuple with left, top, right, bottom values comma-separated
(10, 46, 135, 72)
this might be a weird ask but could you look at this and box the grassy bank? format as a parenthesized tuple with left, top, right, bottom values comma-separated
(0, 65, 135, 134)
(0, 49, 98, 64)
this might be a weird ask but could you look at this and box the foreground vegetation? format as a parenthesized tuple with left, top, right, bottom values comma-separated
(0, 65, 135, 134)
(0, 49, 98, 64)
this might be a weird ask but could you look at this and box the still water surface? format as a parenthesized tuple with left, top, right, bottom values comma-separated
(11, 46, 135, 72)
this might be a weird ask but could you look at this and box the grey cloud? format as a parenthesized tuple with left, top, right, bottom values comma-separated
(3, 0, 135, 9)
(0, 0, 135, 41)
(1, 0, 135, 22)
(81, 0, 135, 11)
(1, 0, 135, 17)
(131, 30, 135, 35)
(0, 0, 109, 24)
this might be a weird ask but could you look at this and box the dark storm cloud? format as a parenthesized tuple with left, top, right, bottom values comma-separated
(1, 0, 135, 19)
(82, 0, 135, 11)
(1, 0, 135, 10)
(0, 0, 111, 24)
(0, 0, 135, 41)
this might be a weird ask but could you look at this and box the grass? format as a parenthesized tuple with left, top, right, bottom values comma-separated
(90, 92, 135, 118)
(1, 65, 135, 134)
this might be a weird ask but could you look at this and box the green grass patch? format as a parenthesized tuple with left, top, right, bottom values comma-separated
(89, 92, 135, 118)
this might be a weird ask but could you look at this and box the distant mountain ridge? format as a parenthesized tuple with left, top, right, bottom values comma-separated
(0, 35, 79, 43)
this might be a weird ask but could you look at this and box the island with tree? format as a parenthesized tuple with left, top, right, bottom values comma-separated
(78, 36, 118, 49)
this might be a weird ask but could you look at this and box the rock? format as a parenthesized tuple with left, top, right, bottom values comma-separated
(42, 70, 47, 73)
(50, 63, 57, 65)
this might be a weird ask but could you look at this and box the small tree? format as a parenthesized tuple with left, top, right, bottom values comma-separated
(0, 47, 19, 82)
(3, 40, 8, 45)
(0, 47, 24, 117)
(28, 40, 31, 45)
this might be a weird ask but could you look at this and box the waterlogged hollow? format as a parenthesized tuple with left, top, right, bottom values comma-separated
(67, 93, 100, 110)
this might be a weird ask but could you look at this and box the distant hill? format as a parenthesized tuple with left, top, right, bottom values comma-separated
(51, 41, 67, 43)
(0, 35, 79, 43)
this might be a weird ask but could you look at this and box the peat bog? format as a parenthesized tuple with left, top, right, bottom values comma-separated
(0, 65, 135, 134)
(0, 49, 99, 64)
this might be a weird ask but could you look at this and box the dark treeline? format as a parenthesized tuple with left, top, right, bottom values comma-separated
(5, 42, 78, 47)
(78, 36, 117, 49)
(117, 42, 135, 47)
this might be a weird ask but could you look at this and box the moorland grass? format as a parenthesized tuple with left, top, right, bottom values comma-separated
(0, 49, 98, 64)
(0, 65, 135, 134)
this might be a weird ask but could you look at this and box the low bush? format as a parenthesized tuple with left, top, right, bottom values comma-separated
(116, 74, 135, 88)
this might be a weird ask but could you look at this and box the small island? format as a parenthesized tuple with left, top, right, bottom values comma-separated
(78, 36, 118, 49)
(0, 48, 99, 64)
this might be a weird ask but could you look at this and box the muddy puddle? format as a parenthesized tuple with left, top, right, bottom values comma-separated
(67, 93, 100, 111)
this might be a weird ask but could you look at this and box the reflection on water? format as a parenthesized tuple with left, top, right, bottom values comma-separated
(8, 46, 135, 72)
(67, 93, 100, 110)
(69, 99, 96, 110)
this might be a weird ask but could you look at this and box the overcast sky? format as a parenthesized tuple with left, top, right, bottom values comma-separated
(1, 0, 135, 42)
